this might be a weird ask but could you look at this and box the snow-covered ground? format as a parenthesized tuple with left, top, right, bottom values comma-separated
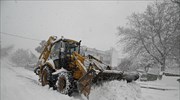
(138, 76, 179, 100)
(1, 59, 179, 100)
(1, 59, 77, 100)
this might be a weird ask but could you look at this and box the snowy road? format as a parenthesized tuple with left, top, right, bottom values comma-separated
(1, 59, 179, 100)
(1, 60, 76, 100)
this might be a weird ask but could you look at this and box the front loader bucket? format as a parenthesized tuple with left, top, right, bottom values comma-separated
(92, 70, 123, 83)
(77, 69, 139, 98)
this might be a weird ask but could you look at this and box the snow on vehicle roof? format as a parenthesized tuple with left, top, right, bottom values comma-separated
(53, 38, 80, 44)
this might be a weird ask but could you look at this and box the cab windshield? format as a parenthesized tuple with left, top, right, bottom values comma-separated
(50, 41, 80, 59)
(66, 43, 79, 54)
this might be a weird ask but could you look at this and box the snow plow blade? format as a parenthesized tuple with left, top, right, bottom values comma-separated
(77, 69, 139, 97)
(92, 70, 139, 83)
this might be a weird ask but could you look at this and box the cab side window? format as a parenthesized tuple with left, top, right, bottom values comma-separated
(50, 42, 60, 60)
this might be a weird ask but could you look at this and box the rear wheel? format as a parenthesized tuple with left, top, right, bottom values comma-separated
(41, 66, 51, 86)
(56, 71, 73, 95)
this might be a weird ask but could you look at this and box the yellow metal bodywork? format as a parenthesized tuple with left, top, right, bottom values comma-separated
(69, 52, 86, 80)
(72, 52, 95, 97)
(39, 36, 56, 62)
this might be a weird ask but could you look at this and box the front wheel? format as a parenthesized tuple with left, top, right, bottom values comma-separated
(56, 71, 73, 95)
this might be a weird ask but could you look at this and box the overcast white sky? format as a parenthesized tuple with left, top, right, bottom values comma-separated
(1, 1, 153, 56)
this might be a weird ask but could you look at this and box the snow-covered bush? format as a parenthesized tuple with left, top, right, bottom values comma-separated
(10, 49, 37, 68)
(35, 40, 46, 53)
(0, 45, 14, 59)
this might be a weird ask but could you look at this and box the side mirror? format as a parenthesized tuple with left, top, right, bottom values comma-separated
(79, 40, 81, 45)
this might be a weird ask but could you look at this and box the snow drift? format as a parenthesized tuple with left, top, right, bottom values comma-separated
(89, 81, 141, 100)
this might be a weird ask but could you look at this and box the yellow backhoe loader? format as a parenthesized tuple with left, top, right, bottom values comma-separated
(34, 36, 139, 98)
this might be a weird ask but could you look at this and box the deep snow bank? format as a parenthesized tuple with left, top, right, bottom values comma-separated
(89, 81, 141, 100)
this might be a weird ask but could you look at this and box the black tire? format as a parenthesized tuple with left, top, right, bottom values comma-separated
(56, 71, 73, 95)
(41, 66, 51, 86)
(34, 67, 40, 75)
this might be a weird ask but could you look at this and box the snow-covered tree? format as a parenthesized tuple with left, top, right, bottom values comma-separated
(118, 1, 180, 71)
(117, 58, 133, 71)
